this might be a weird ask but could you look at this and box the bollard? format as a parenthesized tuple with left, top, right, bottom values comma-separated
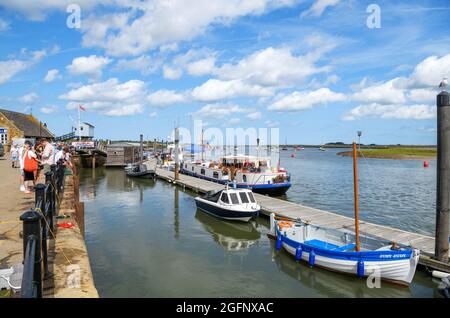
(436, 90, 450, 262)
(20, 209, 43, 298)
(45, 172, 55, 235)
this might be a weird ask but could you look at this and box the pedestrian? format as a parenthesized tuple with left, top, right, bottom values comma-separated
(40, 138, 55, 174)
(18, 143, 26, 192)
(22, 141, 39, 194)
(10, 144, 19, 168)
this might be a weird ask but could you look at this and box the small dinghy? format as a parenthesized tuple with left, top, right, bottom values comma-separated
(269, 142, 420, 285)
(195, 187, 260, 222)
(269, 214, 420, 285)
(126, 164, 155, 179)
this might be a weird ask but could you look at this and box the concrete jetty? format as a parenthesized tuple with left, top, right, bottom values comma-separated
(155, 167, 450, 273)
(0, 158, 98, 297)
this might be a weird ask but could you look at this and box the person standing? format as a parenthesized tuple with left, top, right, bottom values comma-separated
(22, 141, 39, 194)
(40, 138, 55, 173)
(18, 143, 26, 192)
(10, 144, 19, 168)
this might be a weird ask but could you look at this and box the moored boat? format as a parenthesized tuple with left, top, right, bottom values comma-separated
(269, 214, 420, 285)
(181, 155, 291, 196)
(194, 187, 260, 222)
(126, 164, 155, 179)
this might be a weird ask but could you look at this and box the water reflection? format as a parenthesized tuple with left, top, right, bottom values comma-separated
(195, 211, 260, 251)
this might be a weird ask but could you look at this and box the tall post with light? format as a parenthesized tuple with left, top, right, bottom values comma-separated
(357, 131, 362, 152)
(435, 78, 450, 263)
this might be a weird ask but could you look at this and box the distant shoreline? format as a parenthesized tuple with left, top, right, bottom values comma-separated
(337, 148, 437, 160)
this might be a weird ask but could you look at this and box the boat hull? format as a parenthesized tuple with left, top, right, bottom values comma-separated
(195, 198, 258, 222)
(181, 169, 291, 196)
(126, 171, 155, 179)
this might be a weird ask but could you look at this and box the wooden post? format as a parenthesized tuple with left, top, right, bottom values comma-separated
(76, 202, 85, 238)
(352, 142, 361, 252)
(92, 153, 96, 169)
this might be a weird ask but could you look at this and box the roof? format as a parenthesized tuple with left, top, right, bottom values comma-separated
(82, 122, 95, 127)
(107, 142, 139, 148)
(0, 109, 53, 138)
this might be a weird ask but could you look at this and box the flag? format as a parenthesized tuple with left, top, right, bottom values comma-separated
(79, 105, 86, 111)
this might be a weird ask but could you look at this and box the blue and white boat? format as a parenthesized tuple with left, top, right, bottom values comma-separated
(195, 187, 260, 222)
(269, 214, 420, 285)
(182, 155, 291, 196)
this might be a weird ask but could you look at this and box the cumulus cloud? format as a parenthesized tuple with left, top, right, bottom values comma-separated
(194, 103, 247, 118)
(147, 90, 186, 107)
(115, 55, 164, 75)
(191, 79, 273, 101)
(66, 55, 112, 79)
(301, 0, 341, 17)
(78, 0, 299, 56)
(217, 47, 330, 87)
(352, 78, 407, 105)
(268, 88, 347, 112)
(0, 18, 9, 31)
(409, 54, 450, 88)
(44, 69, 60, 82)
(60, 78, 147, 116)
(19, 92, 39, 103)
(342, 103, 436, 121)
(0, 48, 48, 85)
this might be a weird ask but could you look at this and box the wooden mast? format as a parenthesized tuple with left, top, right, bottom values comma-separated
(352, 141, 361, 252)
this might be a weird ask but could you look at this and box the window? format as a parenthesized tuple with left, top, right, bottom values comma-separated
(192, 167, 194, 172)
(200, 169, 205, 175)
(242, 175, 247, 182)
(213, 171, 219, 179)
(221, 193, 229, 204)
(248, 192, 256, 203)
(230, 193, 239, 204)
(239, 192, 249, 203)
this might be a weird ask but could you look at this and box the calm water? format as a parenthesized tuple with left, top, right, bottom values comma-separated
(79, 149, 442, 298)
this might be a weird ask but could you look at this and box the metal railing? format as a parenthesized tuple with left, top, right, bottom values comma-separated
(19, 163, 66, 298)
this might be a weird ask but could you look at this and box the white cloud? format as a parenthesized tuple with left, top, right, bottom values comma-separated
(147, 90, 186, 107)
(268, 88, 347, 112)
(0, 49, 47, 85)
(78, 0, 300, 56)
(0, 18, 9, 31)
(265, 120, 280, 127)
(217, 47, 330, 87)
(191, 79, 273, 101)
(115, 55, 164, 75)
(19, 92, 38, 103)
(247, 111, 262, 120)
(194, 103, 247, 118)
(228, 118, 241, 125)
(342, 103, 436, 121)
(186, 57, 217, 76)
(44, 69, 60, 82)
(149, 112, 158, 118)
(66, 55, 112, 79)
(40, 105, 58, 114)
(352, 78, 407, 105)
(301, 0, 341, 17)
(162, 65, 182, 80)
(407, 88, 437, 103)
(0, 0, 110, 21)
(409, 54, 450, 88)
(60, 78, 147, 116)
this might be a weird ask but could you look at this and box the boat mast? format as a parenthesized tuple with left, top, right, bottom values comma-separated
(352, 141, 361, 251)
(201, 128, 204, 162)
(140, 134, 143, 165)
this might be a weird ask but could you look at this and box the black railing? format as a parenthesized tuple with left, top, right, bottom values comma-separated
(19, 163, 66, 298)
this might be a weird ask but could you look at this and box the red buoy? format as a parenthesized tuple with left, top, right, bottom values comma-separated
(424, 161, 429, 168)
(291, 153, 296, 158)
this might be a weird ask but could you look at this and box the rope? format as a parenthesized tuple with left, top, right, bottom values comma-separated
(34, 207, 72, 265)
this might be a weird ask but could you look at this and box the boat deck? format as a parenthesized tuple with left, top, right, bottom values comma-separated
(155, 167, 449, 272)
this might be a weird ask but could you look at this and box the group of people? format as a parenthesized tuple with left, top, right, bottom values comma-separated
(10, 139, 73, 194)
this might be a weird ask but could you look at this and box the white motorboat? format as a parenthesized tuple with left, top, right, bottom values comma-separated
(195, 187, 260, 222)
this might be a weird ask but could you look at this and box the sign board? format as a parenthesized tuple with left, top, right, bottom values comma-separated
(0, 128, 7, 134)
(71, 141, 95, 149)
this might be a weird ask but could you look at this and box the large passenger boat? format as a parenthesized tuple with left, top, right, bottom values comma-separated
(181, 155, 291, 196)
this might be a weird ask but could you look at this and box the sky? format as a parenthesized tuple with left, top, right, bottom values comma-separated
(0, 0, 449, 145)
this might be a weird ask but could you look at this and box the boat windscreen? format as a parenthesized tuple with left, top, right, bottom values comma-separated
(230, 193, 240, 204)
(204, 190, 222, 202)
(221, 193, 229, 204)
(239, 192, 249, 203)
(248, 192, 256, 203)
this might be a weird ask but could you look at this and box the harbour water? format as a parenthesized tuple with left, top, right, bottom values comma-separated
(79, 148, 441, 297)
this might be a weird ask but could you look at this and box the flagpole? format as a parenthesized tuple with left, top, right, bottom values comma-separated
(78, 105, 81, 141)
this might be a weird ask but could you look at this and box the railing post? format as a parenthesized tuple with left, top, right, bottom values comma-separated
(20, 209, 43, 298)
(45, 171, 55, 235)
(34, 184, 48, 278)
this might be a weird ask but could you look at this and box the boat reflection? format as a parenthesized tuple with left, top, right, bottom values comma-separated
(195, 211, 260, 251)
(269, 240, 414, 298)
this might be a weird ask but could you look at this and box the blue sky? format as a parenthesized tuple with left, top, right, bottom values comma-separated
(0, 0, 449, 144)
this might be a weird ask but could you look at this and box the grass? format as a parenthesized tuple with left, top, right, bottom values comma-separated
(360, 148, 436, 157)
